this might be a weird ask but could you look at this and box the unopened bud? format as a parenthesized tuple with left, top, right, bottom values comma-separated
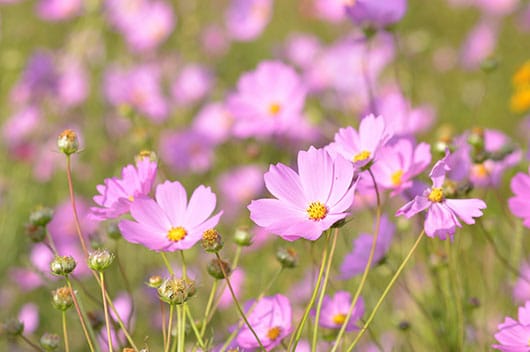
(201, 229, 223, 253)
(29, 206, 54, 227)
(40, 332, 60, 351)
(157, 276, 195, 305)
(107, 222, 122, 240)
(467, 128, 485, 151)
(50, 256, 77, 276)
(87, 249, 115, 272)
(135, 150, 158, 163)
(398, 320, 411, 331)
(57, 129, 79, 155)
(234, 228, 252, 247)
(52, 286, 73, 311)
(25, 223, 46, 242)
(480, 57, 499, 73)
(1, 318, 23, 338)
(276, 247, 297, 268)
(207, 258, 231, 280)
(147, 275, 163, 288)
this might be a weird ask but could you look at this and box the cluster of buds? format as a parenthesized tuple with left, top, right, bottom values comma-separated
(52, 286, 74, 311)
(157, 276, 196, 305)
(25, 206, 54, 243)
(87, 248, 115, 272)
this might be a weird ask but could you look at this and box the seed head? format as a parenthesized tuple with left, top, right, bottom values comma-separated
(157, 276, 196, 305)
(207, 258, 231, 280)
(87, 249, 115, 272)
(40, 332, 60, 351)
(57, 129, 79, 156)
(50, 255, 77, 276)
(52, 286, 73, 311)
(201, 229, 223, 253)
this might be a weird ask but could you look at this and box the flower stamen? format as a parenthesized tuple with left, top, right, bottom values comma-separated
(332, 313, 346, 325)
(391, 170, 404, 186)
(167, 226, 187, 242)
(307, 202, 328, 221)
(266, 326, 282, 341)
(269, 103, 281, 116)
(428, 188, 444, 203)
(353, 150, 371, 163)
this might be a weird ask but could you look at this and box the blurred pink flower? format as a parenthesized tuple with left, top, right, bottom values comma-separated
(345, 0, 407, 28)
(218, 165, 264, 221)
(227, 60, 307, 139)
(514, 261, 530, 303)
(192, 102, 234, 145)
(460, 20, 498, 70)
(493, 301, 530, 351)
(36, 0, 82, 21)
(171, 64, 214, 107)
(18, 303, 39, 334)
(283, 33, 322, 69)
(225, 0, 273, 41)
(318, 292, 364, 331)
(159, 130, 215, 174)
(249, 147, 356, 241)
(312, 0, 347, 23)
(509, 167, 530, 228)
(118, 180, 222, 251)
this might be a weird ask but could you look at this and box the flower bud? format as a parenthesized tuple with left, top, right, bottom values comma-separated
(201, 229, 223, 253)
(50, 256, 77, 276)
(275, 247, 297, 268)
(480, 57, 498, 73)
(29, 206, 54, 227)
(146, 275, 163, 288)
(57, 129, 79, 155)
(52, 286, 73, 311)
(135, 150, 158, 163)
(233, 228, 252, 247)
(87, 249, 115, 272)
(467, 128, 485, 152)
(40, 332, 60, 351)
(106, 222, 122, 240)
(25, 223, 47, 243)
(1, 318, 24, 338)
(398, 320, 411, 331)
(157, 276, 195, 305)
(207, 258, 231, 280)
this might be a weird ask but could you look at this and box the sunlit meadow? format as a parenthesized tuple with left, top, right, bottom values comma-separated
(1, 0, 530, 351)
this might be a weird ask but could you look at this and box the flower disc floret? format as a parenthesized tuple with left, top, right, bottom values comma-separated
(307, 201, 328, 221)
(428, 188, 444, 203)
(391, 170, 404, 186)
(353, 150, 371, 163)
(267, 327, 282, 340)
(167, 227, 187, 242)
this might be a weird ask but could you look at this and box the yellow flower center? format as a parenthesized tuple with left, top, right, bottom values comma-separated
(269, 103, 281, 116)
(167, 227, 187, 242)
(510, 88, 530, 113)
(472, 163, 489, 179)
(128, 195, 135, 202)
(353, 150, 371, 163)
(391, 170, 404, 186)
(332, 313, 346, 325)
(266, 326, 282, 341)
(306, 202, 328, 221)
(428, 188, 444, 203)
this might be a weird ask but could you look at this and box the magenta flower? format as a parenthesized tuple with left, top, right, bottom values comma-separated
(493, 301, 530, 351)
(508, 168, 530, 228)
(237, 294, 292, 351)
(225, 0, 272, 42)
(118, 180, 222, 251)
(171, 63, 214, 107)
(192, 102, 234, 145)
(340, 215, 395, 279)
(227, 60, 307, 139)
(36, 0, 82, 21)
(90, 158, 157, 221)
(319, 292, 364, 332)
(327, 114, 390, 170)
(371, 138, 431, 196)
(396, 153, 487, 240)
(248, 146, 356, 241)
(345, 0, 407, 28)
(460, 20, 498, 70)
(159, 129, 215, 174)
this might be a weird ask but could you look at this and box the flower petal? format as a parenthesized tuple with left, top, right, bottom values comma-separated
(444, 198, 486, 225)
(264, 163, 306, 207)
(155, 181, 188, 226)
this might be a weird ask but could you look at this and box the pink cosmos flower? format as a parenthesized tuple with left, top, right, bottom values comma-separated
(236, 294, 292, 351)
(340, 215, 395, 279)
(318, 292, 364, 332)
(345, 0, 407, 28)
(18, 304, 39, 334)
(326, 114, 390, 170)
(248, 147, 356, 241)
(508, 168, 530, 228)
(227, 60, 307, 139)
(493, 301, 530, 351)
(36, 0, 82, 21)
(90, 158, 157, 221)
(171, 64, 214, 107)
(312, 0, 347, 23)
(460, 20, 498, 70)
(192, 102, 234, 145)
(225, 0, 273, 42)
(159, 130, 215, 174)
(371, 138, 431, 196)
(396, 153, 487, 240)
(514, 261, 530, 303)
(283, 33, 322, 69)
(118, 180, 222, 251)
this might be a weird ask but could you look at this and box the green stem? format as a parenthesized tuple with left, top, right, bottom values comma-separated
(331, 168, 382, 352)
(180, 251, 187, 279)
(287, 236, 330, 351)
(18, 335, 43, 352)
(215, 252, 265, 351)
(104, 290, 139, 351)
(161, 252, 175, 276)
(346, 231, 426, 351)
(100, 272, 113, 352)
(200, 280, 218, 337)
(165, 305, 174, 352)
(312, 229, 338, 352)
(185, 304, 205, 348)
(65, 155, 89, 257)
(161, 301, 167, 350)
(62, 311, 70, 352)
(65, 278, 98, 352)
(447, 240, 464, 350)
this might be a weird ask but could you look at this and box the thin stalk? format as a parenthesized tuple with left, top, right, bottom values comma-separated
(176, 305, 184, 352)
(180, 251, 187, 279)
(165, 305, 174, 352)
(100, 272, 113, 352)
(65, 278, 97, 352)
(312, 229, 339, 352)
(346, 231, 426, 351)
(19, 334, 43, 352)
(114, 245, 135, 330)
(62, 311, 70, 352)
(287, 236, 330, 351)
(161, 252, 175, 276)
(161, 302, 167, 350)
(200, 280, 218, 336)
(185, 304, 205, 348)
(104, 290, 139, 351)
(446, 240, 464, 350)
(65, 155, 88, 257)
(215, 252, 265, 351)
(331, 168, 382, 352)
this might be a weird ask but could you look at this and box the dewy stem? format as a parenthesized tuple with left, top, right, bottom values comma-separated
(215, 252, 266, 351)
(331, 168, 382, 352)
(311, 228, 339, 352)
(287, 232, 330, 351)
(346, 230, 426, 351)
